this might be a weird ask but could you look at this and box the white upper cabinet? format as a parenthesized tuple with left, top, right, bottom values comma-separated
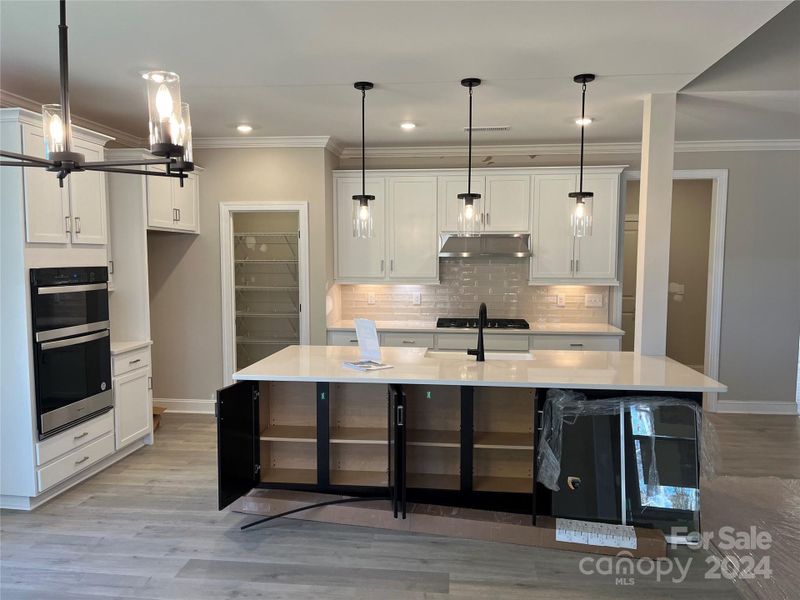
(574, 174, 620, 281)
(68, 138, 107, 245)
(146, 168, 199, 234)
(484, 174, 530, 232)
(387, 176, 438, 282)
(335, 177, 386, 281)
(531, 174, 576, 281)
(438, 175, 484, 233)
(530, 170, 621, 285)
(22, 125, 70, 244)
(21, 123, 109, 246)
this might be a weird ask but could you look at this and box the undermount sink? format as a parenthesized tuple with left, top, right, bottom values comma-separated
(424, 349, 535, 361)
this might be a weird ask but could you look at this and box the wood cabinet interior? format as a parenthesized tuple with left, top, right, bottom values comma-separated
(259, 381, 317, 484)
(406, 445, 460, 490)
(329, 383, 389, 486)
(405, 385, 460, 447)
(473, 387, 535, 493)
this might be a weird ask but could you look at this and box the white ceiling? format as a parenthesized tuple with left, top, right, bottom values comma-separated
(0, 1, 794, 147)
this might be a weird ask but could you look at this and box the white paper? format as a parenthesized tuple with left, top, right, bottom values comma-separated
(354, 318, 381, 362)
(555, 518, 637, 550)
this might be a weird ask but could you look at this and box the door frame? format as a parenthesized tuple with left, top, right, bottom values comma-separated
(612, 169, 728, 412)
(219, 201, 310, 385)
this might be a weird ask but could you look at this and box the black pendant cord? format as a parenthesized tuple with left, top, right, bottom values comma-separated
(361, 87, 366, 197)
(240, 496, 390, 531)
(467, 84, 473, 195)
(578, 81, 586, 194)
(58, 0, 72, 152)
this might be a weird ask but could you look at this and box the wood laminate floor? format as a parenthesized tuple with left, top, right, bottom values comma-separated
(1, 412, 796, 599)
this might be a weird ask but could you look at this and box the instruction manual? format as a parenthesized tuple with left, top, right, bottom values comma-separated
(342, 318, 393, 371)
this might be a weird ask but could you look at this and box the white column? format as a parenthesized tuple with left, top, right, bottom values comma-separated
(634, 93, 676, 355)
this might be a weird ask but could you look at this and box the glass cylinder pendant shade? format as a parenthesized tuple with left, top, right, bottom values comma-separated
(143, 71, 183, 156)
(42, 104, 67, 158)
(352, 196, 374, 239)
(457, 193, 483, 236)
(570, 194, 593, 238)
(179, 103, 193, 163)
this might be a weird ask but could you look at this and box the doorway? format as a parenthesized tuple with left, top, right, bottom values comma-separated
(622, 180, 713, 372)
(220, 202, 310, 383)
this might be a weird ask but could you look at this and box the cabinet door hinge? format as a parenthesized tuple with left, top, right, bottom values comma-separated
(254, 464, 261, 477)
(252, 388, 260, 401)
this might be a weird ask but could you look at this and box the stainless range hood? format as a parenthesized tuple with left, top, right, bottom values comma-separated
(439, 233, 531, 258)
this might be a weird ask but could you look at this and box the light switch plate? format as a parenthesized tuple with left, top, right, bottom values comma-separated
(557, 294, 566, 307)
(585, 293, 604, 307)
(367, 293, 376, 305)
(412, 292, 422, 305)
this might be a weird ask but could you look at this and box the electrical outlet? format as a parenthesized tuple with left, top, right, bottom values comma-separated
(585, 293, 604, 307)
(367, 293, 376, 305)
(557, 294, 566, 307)
(412, 292, 422, 305)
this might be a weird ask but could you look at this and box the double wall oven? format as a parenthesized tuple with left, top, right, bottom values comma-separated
(30, 267, 112, 439)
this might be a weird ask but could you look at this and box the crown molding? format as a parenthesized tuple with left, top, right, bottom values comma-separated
(337, 139, 800, 159)
(193, 135, 338, 151)
(0, 89, 145, 148)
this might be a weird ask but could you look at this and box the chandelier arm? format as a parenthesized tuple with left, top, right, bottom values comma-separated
(0, 150, 57, 166)
(81, 158, 174, 168)
(81, 165, 186, 179)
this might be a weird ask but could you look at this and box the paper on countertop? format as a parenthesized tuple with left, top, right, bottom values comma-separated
(354, 318, 381, 362)
(342, 360, 393, 372)
(555, 518, 637, 549)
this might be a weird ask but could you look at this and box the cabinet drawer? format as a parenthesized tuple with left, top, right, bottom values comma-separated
(36, 432, 115, 492)
(380, 332, 435, 348)
(112, 347, 151, 377)
(327, 331, 360, 346)
(436, 333, 529, 351)
(36, 409, 114, 466)
(531, 335, 620, 351)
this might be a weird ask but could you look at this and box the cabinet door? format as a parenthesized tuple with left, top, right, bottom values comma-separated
(114, 368, 152, 450)
(531, 175, 576, 281)
(438, 175, 485, 233)
(21, 125, 70, 244)
(172, 173, 199, 232)
(389, 385, 406, 519)
(484, 175, 530, 232)
(69, 140, 108, 245)
(217, 381, 259, 510)
(335, 177, 386, 280)
(574, 174, 620, 282)
(387, 176, 438, 281)
(146, 167, 175, 229)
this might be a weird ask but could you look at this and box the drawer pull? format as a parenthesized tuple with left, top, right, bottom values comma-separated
(129, 358, 142, 365)
(401, 340, 415, 344)
(349, 339, 358, 343)
(75, 455, 90, 466)
(73, 431, 89, 441)
(569, 343, 584, 347)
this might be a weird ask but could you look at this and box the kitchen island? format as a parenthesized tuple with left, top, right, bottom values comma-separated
(218, 345, 725, 545)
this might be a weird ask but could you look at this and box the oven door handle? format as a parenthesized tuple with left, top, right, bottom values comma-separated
(37, 283, 108, 295)
(40, 330, 109, 350)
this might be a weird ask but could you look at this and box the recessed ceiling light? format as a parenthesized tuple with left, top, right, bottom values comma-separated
(236, 124, 253, 133)
(400, 122, 416, 131)
(575, 117, 593, 126)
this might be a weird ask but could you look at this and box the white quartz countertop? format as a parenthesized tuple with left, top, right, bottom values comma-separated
(234, 345, 726, 393)
(327, 320, 624, 336)
(110, 340, 152, 355)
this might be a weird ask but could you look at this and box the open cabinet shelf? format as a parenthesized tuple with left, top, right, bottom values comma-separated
(260, 425, 316, 443)
(261, 468, 317, 485)
(330, 427, 386, 444)
(473, 431, 534, 450)
(473, 476, 532, 494)
(330, 470, 388, 487)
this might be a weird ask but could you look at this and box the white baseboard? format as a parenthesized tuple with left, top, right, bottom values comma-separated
(154, 397, 215, 415)
(715, 399, 799, 415)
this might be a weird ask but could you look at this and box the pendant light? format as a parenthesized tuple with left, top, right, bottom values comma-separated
(1, 0, 192, 187)
(569, 74, 595, 237)
(352, 81, 374, 239)
(457, 78, 482, 236)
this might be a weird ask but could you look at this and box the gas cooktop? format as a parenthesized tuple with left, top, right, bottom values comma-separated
(436, 317, 530, 330)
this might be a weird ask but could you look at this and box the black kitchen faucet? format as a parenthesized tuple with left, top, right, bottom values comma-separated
(467, 303, 487, 362)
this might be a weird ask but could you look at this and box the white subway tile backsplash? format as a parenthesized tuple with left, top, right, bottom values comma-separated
(338, 258, 610, 323)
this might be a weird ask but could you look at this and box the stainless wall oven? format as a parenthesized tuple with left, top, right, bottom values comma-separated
(30, 267, 112, 439)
